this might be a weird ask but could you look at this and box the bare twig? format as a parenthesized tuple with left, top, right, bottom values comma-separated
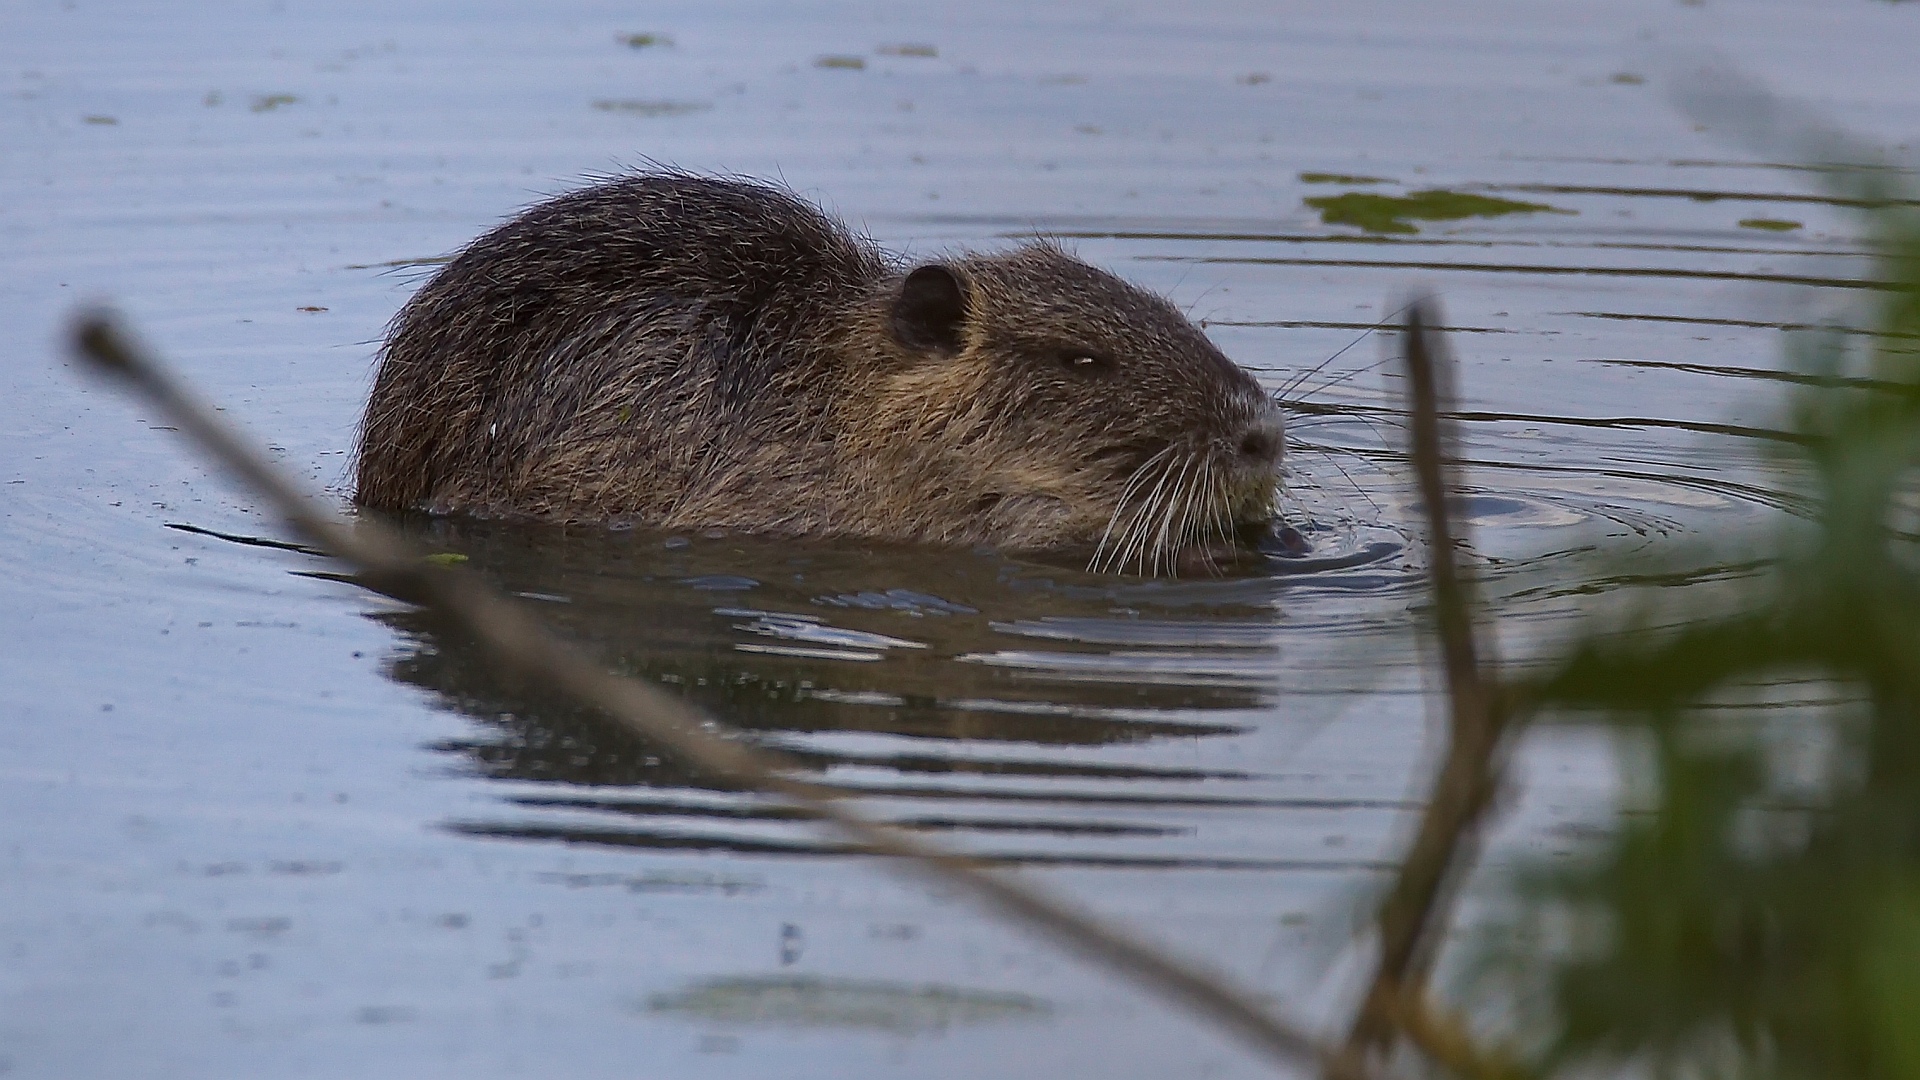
(1343, 298, 1515, 1059)
(71, 309, 1363, 1080)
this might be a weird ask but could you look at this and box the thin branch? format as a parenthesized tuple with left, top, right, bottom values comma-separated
(1343, 298, 1515, 1057)
(1379, 981, 1530, 1080)
(71, 309, 1364, 1080)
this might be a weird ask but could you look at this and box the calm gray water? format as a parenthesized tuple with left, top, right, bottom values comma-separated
(4, 1, 1916, 1077)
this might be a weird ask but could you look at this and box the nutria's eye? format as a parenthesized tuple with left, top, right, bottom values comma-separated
(1058, 350, 1112, 375)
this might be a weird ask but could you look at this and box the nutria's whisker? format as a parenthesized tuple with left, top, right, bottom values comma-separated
(1140, 458, 1177, 576)
(1273, 298, 1420, 404)
(1284, 354, 1405, 409)
(1307, 447, 1386, 518)
(1204, 458, 1230, 574)
(1159, 457, 1190, 576)
(1091, 448, 1152, 571)
(1287, 411, 1405, 447)
(1113, 477, 1158, 573)
(1176, 456, 1210, 577)
(1104, 477, 1151, 575)
(1128, 451, 1175, 572)
(1091, 442, 1177, 572)
(1150, 454, 1199, 576)
(1205, 459, 1231, 569)
(1116, 447, 1182, 575)
(1175, 455, 1210, 574)
(1274, 467, 1298, 510)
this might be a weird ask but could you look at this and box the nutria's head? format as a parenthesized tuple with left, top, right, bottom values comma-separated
(845, 242, 1283, 575)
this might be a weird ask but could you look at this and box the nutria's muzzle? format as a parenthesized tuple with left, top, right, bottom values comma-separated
(1225, 403, 1287, 516)
(1085, 402, 1286, 576)
(1235, 413, 1285, 471)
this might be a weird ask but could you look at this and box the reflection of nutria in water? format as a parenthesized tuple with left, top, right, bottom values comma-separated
(355, 174, 1284, 574)
(372, 520, 1271, 847)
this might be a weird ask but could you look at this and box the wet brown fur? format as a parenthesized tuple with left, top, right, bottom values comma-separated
(356, 174, 1283, 573)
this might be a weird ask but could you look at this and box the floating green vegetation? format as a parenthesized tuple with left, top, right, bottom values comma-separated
(1739, 216, 1804, 231)
(814, 54, 866, 70)
(590, 99, 711, 117)
(1305, 188, 1572, 234)
(421, 552, 468, 567)
(82, 115, 117, 125)
(649, 976, 1050, 1032)
(619, 32, 672, 48)
(1299, 171, 1391, 185)
(249, 93, 297, 112)
(877, 42, 937, 57)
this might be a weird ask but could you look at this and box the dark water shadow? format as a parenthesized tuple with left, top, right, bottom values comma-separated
(360, 514, 1411, 868)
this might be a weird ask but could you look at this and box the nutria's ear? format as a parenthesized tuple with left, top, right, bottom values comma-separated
(889, 264, 970, 354)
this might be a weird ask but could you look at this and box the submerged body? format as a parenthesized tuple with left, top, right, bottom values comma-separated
(356, 175, 1283, 573)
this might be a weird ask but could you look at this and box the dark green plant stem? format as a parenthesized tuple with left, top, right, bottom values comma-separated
(70, 310, 1361, 1080)
(1345, 300, 1516, 1063)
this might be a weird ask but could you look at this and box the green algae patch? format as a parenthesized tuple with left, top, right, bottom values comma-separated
(814, 55, 866, 70)
(1305, 188, 1572, 234)
(877, 43, 937, 57)
(619, 32, 672, 48)
(1739, 217, 1803, 231)
(250, 93, 298, 112)
(1299, 172, 1390, 185)
(422, 552, 468, 567)
(649, 975, 1050, 1032)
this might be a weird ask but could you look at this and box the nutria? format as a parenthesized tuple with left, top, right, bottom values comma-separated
(355, 174, 1284, 574)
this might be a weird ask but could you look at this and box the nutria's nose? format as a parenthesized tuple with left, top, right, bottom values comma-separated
(1236, 418, 1284, 468)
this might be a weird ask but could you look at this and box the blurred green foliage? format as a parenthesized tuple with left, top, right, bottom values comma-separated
(1475, 163, 1920, 1078)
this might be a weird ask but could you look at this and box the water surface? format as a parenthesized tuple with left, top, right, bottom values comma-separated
(4, 1, 1916, 1077)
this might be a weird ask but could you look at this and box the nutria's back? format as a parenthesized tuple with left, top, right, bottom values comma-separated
(356, 174, 1285, 574)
